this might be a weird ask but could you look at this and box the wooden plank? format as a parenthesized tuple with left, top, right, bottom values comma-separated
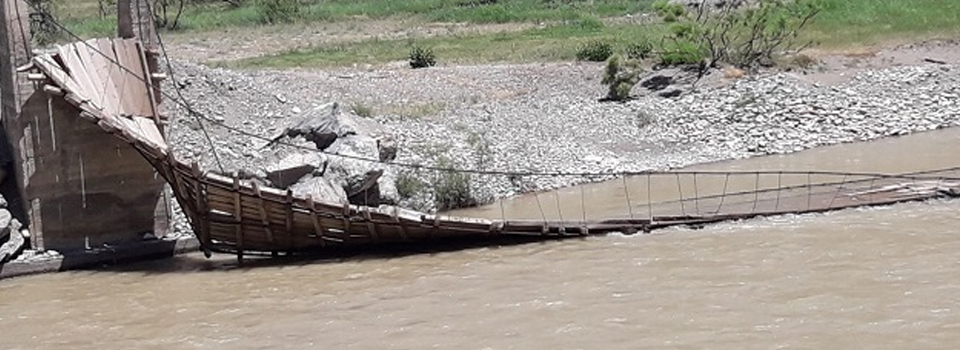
(57, 45, 99, 108)
(232, 175, 244, 262)
(284, 190, 294, 234)
(106, 39, 138, 116)
(114, 39, 150, 116)
(95, 38, 125, 117)
(132, 116, 165, 148)
(134, 41, 160, 121)
(118, 39, 150, 116)
(89, 38, 121, 116)
(306, 197, 327, 247)
(32, 55, 82, 95)
(72, 41, 108, 111)
(391, 207, 410, 240)
(252, 182, 275, 244)
(362, 208, 380, 241)
(191, 163, 212, 252)
(341, 204, 352, 244)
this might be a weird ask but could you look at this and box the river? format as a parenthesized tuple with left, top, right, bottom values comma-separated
(2, 129, 959, 350)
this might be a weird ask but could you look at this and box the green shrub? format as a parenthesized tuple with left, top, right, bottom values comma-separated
(652, 0, 686, 22)
(257, 0, 300, 24)
(658, 40, 705, 66)
(636, 110, 656, 128)
(153, 0, 188, 30)
(576, 16, 605, 30)
(576, 40, 614, 62)
(350, 102, 374, 118)
(432, 157, 477, 211)
(27, 0, 61, 46)
(625, 40, 653, 60)
(601, 54, 643, 101)
(396, 171, 427, 200)
(650, 0, 821, 69)
(409, 46, 437, 69)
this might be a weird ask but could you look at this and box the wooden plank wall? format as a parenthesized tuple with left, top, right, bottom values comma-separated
(13, 37, 170, 251)
(21, 94, 165, 249)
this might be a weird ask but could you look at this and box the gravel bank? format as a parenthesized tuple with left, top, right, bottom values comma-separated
(164, 60, 960, 229)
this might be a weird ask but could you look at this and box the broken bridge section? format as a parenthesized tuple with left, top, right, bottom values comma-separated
(25, 39, 960, 262)
(15, 37, 169, 252)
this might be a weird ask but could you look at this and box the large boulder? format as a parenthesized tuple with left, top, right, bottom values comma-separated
(0, 208, 25, 264)
(326, 135, 401, 206)
(259, 101, 401, 207)
(265, 153, 326, 188)
(266, 102, 358, 150)
(289, 175, 348, 204)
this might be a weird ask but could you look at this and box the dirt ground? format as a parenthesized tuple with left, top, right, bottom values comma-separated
(165, 19, 535, 63)
(162, 17, 960, 88)
(798, 39, 960, 85)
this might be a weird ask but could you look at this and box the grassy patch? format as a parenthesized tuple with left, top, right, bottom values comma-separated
(226, 23, 660, 68)
(807, 0, 960, 47)
(59, 0, 960, 67)
(349, 102, 375, 117)
(58, 0, 654, 38)
(382, 102, 448, 119)
(226, 0, 960, 69)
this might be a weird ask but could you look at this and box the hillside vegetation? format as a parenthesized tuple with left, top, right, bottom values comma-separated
(52, 0, 960, 67)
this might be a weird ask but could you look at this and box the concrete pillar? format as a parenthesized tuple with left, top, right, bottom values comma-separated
(0, 0, 36, 247)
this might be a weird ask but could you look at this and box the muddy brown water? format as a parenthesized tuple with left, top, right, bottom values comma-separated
(2, 129, 959, 350)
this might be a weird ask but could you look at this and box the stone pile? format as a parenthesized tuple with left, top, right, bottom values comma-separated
(164, 59, 960, 223)
(0, 195, 28, 264)
(164, 62, 402, 234)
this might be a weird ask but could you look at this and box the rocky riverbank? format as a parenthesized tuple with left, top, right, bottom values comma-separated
(163, 55, 959, 231)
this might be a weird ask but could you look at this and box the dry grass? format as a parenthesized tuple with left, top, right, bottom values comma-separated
(381, 102, 448, 119)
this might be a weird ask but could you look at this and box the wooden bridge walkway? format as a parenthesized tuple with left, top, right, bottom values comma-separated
(26, 39, 960, 260)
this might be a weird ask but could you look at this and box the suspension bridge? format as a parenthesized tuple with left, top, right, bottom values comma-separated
(17, 37, 959, 262)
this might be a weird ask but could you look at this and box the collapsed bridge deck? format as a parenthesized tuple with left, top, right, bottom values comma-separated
(27, 39, 960, 260)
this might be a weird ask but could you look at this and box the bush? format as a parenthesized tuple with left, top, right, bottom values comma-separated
(395, 171, 427, 200)
(27, 0, 61, 46)
(625, 40, 654, 60)
(658, 40, 705, 66)
(409, 46, 437, 69)
(652, 0, 686, 22)
(152, 0, 187, 30)
(650, 0, 821, 69)
(432, 157, 477, 211)
(257, 0, 300, 24)
(576, 16, 605, 30)
(576, 40, 614, 62)
(601, 54, 642, 101)
(350, 102, 374, 117)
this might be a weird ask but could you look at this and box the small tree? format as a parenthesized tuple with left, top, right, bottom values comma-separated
(98, 0, 116, 18)
(257, 0, 300, 24)
(432, 157, 477, 211)
(409, 46, 437, 69)
(152, 0, 187, 30)
(27, 0, 61, 46)
(576, 40, 614, 62)
(651, 0, 821, 69)
(601, 54, 643, 101)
